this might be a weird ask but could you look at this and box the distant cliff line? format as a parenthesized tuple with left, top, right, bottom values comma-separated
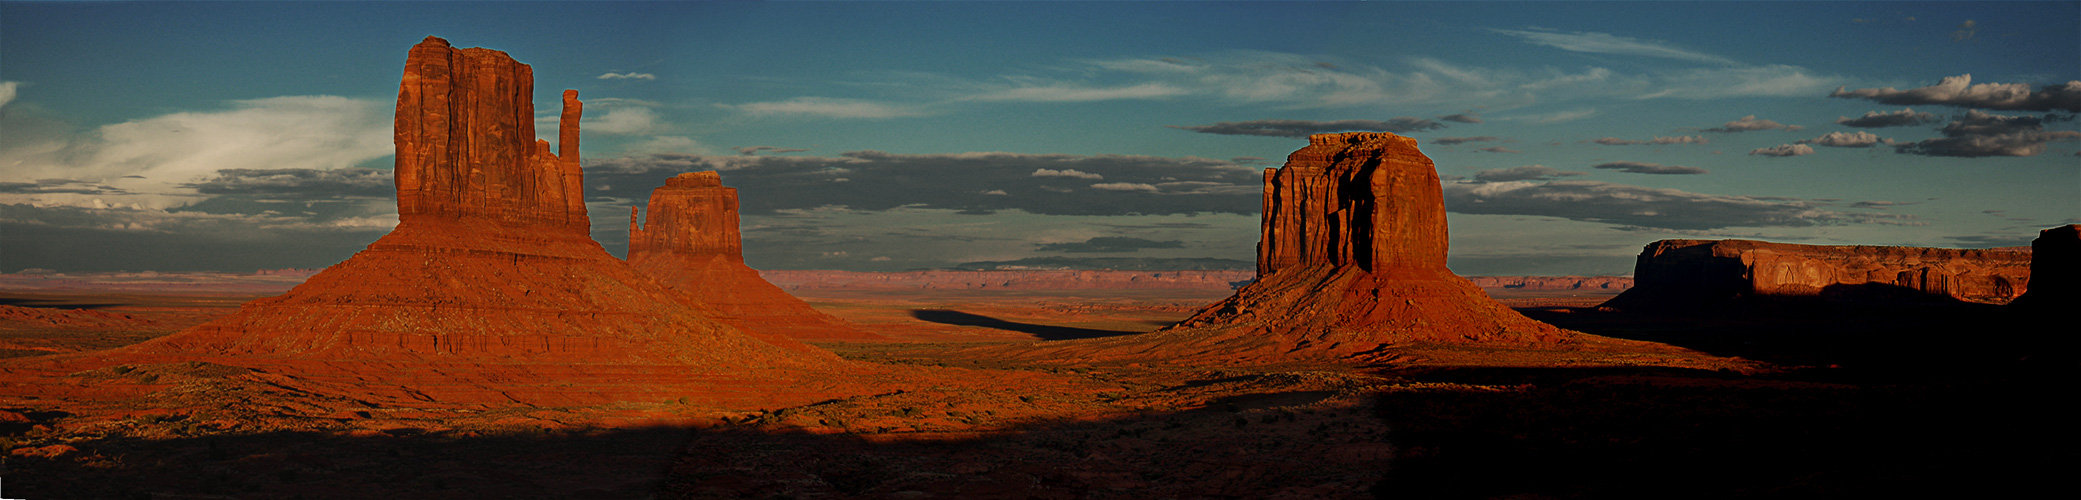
(760, 269, 1632, 292)
(0, 270, 1631, 293)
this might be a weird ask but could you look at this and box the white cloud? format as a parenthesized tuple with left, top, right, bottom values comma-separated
(1830, 74, 2081, 112)
(1032, 168, 1103, 180)
(1804, 131, 1885, 148)
(0, 81, 17, 110)
(1490, 28, 1740, 65)
(1749, 144, 1816, 157)
(1, 95, 391, 210)
(723, 97, 929, 119)
(581, 106, 661, 135)
(597, 72, 656, 80)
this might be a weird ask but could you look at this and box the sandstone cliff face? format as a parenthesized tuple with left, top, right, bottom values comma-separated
(1599, 239, 2031, 311)
(394, 37, 586, 229)
(980, 132, 1571, 364)
(2013, 224, 2079, 309)
(628, 172, 741, 262)
(1259, 133, 1448, 276)
(79, 37, 864, 408)
(629, 172, 881, 341)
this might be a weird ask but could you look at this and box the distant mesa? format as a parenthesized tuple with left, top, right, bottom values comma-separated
(982, 132, 1576, 364)
(9, 36, 864, 409)
(2012, 224, 2079, 310)
(628, 171, 884, 341)
(1600, 238, 2032, 311)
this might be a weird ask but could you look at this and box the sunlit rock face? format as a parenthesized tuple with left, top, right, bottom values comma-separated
(103, 36, 862, 408)
(1601, 239, 2033, 311)
(628, 171, 884, 341)
(983, 133, 1573, 365)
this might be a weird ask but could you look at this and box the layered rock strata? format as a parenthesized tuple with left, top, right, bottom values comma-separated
(2011, 224, 2078, 309)
(628, 172, 882, 341)
(1600, 239, 2032, 310)
(36, 37, 859, 408)
(990, 133, 1572, 364)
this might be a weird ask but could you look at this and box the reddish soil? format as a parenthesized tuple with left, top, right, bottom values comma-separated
(0, 286, 2053, 499)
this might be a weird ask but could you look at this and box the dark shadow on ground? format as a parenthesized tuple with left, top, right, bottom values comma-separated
(1520, 295, 2054, 381)
(9, 360, 2060, 499)
(0, 297, 125, 310)
(1369, 363, 2061, 500)
(909, 309, 1143, 340)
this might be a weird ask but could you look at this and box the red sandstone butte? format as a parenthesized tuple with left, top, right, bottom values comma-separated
(8, 37, 864, 409)
(2012, 224, 2079, 309)
(628, 172, 883, 341)
(1600, 239, 2032, 311)
(985, 133, 1572, 364)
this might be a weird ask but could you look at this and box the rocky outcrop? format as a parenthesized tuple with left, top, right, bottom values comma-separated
(2012, 224, 2079, 309)
(1259, 134, 1449, 276)
(980, 133, 1573, 364)
(42, 36, 869, 408)
(393, 37, 586, 228)
(1600, 239, 2032, 311)
(629, 172, 882, 341)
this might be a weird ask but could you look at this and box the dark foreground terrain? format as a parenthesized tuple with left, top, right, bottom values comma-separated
(1, 289, 2061, 499)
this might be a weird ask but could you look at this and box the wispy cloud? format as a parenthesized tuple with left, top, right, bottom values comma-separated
(1593, 161, 1708, 175)
(967, 82, 1187, 102)
(588, 150, 1256, 216)
(1472, 165, 1585, 182)
(1501, 108, 1597, 124)
(1167, 118, 1444, 138)
(1034, 236, 1182, 253)
(0, 81, 17, 110)
(597, 72, 656, 80)
(1443, 180, 1909, 230)
(722, 97, 929, 119)
(733, 146, 811, 156)
(1589, 135, 1707, 146)
(1704, 115, 1802, 133)
(1432, 136, 1507, 145)
(1489, 28, 1740, 65)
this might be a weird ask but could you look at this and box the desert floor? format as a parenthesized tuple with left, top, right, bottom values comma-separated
(0, 287, 2058, 499)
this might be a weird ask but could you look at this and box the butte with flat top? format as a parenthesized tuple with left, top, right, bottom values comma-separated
(964, 132, 1716, 367)
(628, 171, 884, 341)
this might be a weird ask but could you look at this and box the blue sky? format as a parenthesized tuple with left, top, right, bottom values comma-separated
(3, 1, 2076, 274)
